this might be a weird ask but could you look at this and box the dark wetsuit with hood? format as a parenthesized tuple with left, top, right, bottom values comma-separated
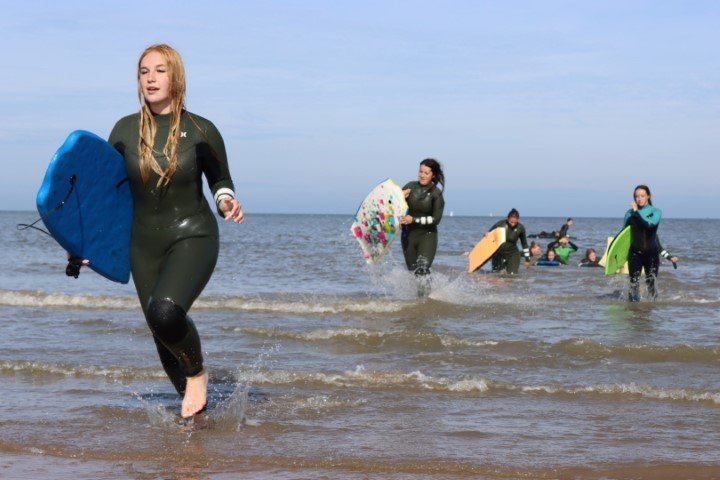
(401, 181, 444, 275)
(109, 110, 235, 394)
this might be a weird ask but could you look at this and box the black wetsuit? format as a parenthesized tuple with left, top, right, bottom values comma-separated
(109, 111, 235, 394)
(558, 223, 570, 238)
(489, 220, 530, 274)
(401, 181, 444, 275)
(623, 205, 662, 302)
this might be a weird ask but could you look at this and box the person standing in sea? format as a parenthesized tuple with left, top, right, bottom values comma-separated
(623, 184, 665, 302)
(400, 159, 446, 281)
(108, 44, 244, 417)
(487, 209, 531, 274)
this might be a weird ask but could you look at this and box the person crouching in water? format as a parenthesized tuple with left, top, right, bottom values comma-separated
(400, 159, 445, 284)
(487, 209, 531, 274)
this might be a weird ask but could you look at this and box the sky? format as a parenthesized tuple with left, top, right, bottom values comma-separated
(1, 0, 718, 218)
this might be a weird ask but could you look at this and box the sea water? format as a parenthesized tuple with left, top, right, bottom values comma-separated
(2, 212, 719, 479)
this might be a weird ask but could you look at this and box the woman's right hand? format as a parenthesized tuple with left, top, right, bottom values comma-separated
(402, 188, 411, 199)
(219, 197, 245, 224)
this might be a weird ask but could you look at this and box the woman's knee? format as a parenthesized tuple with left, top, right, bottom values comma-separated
(146, 297, 189, 344)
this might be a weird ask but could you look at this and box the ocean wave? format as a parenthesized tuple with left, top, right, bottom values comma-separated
(197, 296, 410, 314)
(232, 328, 718, 365)
(285, 394, 367, 413)
(235, 365, 720, 405)
(7, 286, 714, 314)
(0, 290, 136, 309)
(232, 327, 499, 348)
(552, 338, 720, 364)
(0, 359, 164, 380)
(237, 365, 491, 393)
(520, 382, 720, 405)
(0, 289, 410, 314)
(2, 358, 718, 408)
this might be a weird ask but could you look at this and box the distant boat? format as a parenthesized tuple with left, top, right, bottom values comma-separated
(449, 211, 454, 217)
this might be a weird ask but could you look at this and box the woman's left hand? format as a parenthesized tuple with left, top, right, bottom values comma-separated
(401, 215, 414, 225)
(220, 197, 245, 224)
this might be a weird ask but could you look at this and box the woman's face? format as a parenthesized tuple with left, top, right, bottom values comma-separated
(547, 250, 556, 260)
(634, 188, 650, 207)
(507, 216, 519, 228)
(139, 51, 172, 114)
(418, 165, 434, 186)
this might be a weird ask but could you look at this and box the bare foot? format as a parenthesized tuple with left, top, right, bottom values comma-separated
(181, 370, 208, 418)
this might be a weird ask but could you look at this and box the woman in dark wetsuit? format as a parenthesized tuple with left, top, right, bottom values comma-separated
(487, 209, 531, 274)
(400, 159, 445, 276)
(109, 44, 244, 417)
(623, 184, 664, 302)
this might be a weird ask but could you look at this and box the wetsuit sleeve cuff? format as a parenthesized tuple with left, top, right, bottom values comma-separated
(214, 188, 235, 206)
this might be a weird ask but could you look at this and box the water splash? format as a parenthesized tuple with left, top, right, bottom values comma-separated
(212, 343, 281, 431)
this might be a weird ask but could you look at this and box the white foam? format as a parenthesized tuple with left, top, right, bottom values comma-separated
(366, 265, 553, 308)
(0, 359, 164, 379)
(290, 395, 367, 412)
(233, 326, 395, 341)
(521, 382, 720, 404)
(0, 290, 135, 309)
(234, 326, 500, 348)
(234, 364, 491, 393)
(196, 296, 410, 314)
(439, 335, 500, 348)
(0, 289, 410, 314)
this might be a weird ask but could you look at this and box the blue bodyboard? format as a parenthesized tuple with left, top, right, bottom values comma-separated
(36, 130, 132, 283)
(536, 259, 561, 266)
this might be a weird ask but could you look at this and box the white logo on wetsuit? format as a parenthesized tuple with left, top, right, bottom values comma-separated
(180, 131, 187, 138)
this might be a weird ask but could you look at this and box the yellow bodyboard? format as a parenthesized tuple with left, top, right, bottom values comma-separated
(468, 227, 506, 272)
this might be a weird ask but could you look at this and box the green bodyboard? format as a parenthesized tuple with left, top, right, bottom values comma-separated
(604, 226, 631, 276)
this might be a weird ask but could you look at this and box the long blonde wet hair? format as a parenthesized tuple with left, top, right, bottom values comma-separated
(137, 44, 186, 187)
